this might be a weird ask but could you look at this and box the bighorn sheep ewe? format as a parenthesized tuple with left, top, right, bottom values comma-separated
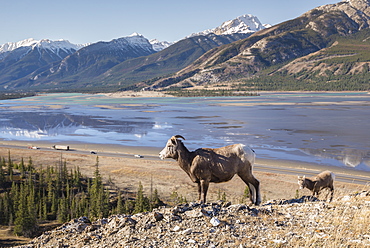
(159, 135, 261, 205)
(298, 170, 335, 202)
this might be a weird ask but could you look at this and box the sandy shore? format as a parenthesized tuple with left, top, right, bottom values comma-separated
(0, 140, 369, 203)
(102, 91, 172, 98)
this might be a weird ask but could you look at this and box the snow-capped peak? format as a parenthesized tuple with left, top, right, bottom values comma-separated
(149, 39, 174, 51)
(187, 13, 268, 38)
(0, 38, 85, 54)
(129, 32, 144, 37)
(34, 39, 85, 51)
(0, 38, 38, 53)
(121, 33, 173, 52)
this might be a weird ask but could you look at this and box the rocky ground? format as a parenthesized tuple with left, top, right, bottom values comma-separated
(17, 191, 370, 248)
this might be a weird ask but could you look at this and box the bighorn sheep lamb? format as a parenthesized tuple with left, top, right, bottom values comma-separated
(159, 135, 261, 205)
(298, 170, 335, 202)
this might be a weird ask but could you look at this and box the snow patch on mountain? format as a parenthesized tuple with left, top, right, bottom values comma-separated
(149, 39, 174, 51)
(187, 14, 269, 38)
(110, 33, 156, 53)
(0, 38, 85, 55)
(120, 33, 172, 52)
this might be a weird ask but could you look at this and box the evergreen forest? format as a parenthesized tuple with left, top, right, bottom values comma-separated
(0, 153, 164, 238)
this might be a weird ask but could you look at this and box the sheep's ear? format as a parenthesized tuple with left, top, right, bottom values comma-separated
(303, 175, 306, 180)
(170, 137, 178, 145)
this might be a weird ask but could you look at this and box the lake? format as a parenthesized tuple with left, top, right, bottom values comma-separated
(1, 92, 369, 171)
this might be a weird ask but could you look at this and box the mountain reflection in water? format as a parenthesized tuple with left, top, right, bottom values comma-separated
(0, 112, 155, 143)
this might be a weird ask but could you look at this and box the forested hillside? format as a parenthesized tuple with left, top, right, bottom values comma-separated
(0, 154, 164, 238)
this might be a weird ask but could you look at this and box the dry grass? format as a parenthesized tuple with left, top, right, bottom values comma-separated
(254, 189, 370, 247)
(0, 227, 31, 247)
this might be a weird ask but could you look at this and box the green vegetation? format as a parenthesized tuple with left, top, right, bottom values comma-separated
(241, 72, 370, 91)
(169, 191, 187, 205)
(166, 88, 259, 97)
(238, 29, 370, 91)
(0, 92, 36, 100)
(0, 154, 164, 238)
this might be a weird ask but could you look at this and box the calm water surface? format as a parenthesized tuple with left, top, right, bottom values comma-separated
(1, 92, 370, 171)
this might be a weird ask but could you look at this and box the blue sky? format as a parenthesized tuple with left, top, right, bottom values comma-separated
(1, 0, 339, 45)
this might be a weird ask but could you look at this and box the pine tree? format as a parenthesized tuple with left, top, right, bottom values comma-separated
(0, 157, 5, 188)
(116, 191, 123, 214)
(57, 196, 69, 223)
(19, 158, 25, 178)
(151, 189, 164, 209)
(89, 157, 106, 220)
(124, 199, 134, 214)
(134, 182, 150, 213)
(13, 183, 38, 237)
(7, 152, 13, 181)
(0, 196, 5, 225)
(27, 156, 34, 171)
(7, 151, 13, 169)
(73, 166, 82, 191)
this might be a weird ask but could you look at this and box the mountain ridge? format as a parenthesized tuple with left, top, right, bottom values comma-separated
(187, 14, 268, 37)
(0, 14, 266, 92)
(146, 0, 370, 91)
(2, 0, 370, 93)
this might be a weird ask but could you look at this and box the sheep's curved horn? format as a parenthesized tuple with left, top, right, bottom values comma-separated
(173, 135, 185, 140)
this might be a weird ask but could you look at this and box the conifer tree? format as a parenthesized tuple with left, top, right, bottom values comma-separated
(7, 152, 13, 181)
(124, 199, 134, 214)
(27, 156, 33, 171)
(0, 196, 5, 224)
(116, 191, 123, 214)
(19, 158, 25, 178)
(13, 183, 38, 237)
(89, 156, 107, 219)
(57, 196, 69, 223)
(0, 158, 5, 188)
(151, 188, 164, 209)
(7, 151, 12, 169)
(134, 182, 150, 213)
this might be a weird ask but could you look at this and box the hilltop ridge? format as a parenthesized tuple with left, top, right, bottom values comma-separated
(18, 191, 370, 247)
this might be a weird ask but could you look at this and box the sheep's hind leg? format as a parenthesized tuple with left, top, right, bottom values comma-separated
(329, 186, 334, 202)
(238, 173, 261, 205)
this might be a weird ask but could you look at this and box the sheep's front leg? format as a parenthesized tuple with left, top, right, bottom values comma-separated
(313, 183, 320, 198)
(312, 190, 319, 198)
(197, 182, 202, 202)
(200, 180, 209, 203)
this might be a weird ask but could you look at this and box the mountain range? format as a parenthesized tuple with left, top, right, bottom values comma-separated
(151, 0, 370, 91)
(0, 14, 265, 92)
(1, 0, 370, 92)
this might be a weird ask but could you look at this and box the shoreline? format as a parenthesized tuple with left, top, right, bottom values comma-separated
(101, 90, 369, 98)
(1, 139, 370, 180)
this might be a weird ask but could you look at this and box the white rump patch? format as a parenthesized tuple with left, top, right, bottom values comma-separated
(238, 144, 255, 165)
(330, 172, 336, 180)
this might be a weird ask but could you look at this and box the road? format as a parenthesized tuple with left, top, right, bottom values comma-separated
(2, 143, 370, 186)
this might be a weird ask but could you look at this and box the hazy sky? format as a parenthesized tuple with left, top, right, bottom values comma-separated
(1, 0, 340, 45)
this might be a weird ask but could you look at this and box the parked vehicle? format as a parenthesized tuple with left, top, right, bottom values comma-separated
(52, 145, 70, 151)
